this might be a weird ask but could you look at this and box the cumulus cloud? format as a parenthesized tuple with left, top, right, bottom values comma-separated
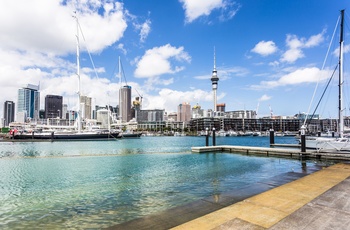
(134, 44, 191, 78)
(0, 0, 129, 116)
(142, 88, 222, 112)
(280, 31, 325, 63)
(180, 0, 239, 23)
(251, 67, 331, 90)
(0, 0, 127, 54)
(251, 41, 278, 56)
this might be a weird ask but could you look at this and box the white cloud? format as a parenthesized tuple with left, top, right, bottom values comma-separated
(0, 0, 130, 116)
(269, 61, 279, 67)
(281, 48, 304, 63)
(142, 88, 221, 112)
(194, 66, 248, 80)
(332, 44, 350, 56)
(0, 0, 127, 55)
(258, 94, 271, 101)
(280, 31, 325, 63)
(251, 41, 278, 56)
(139, 19, 151, 43)
(251, 67, 331, 89)
(116, 43, 127, 55)
(134, 44, 191, 78)
(180, 0, 239, 23)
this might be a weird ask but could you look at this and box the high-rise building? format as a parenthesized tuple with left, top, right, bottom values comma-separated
(17, 84, 40, 120)
(119, 85, 132, 123)
(211, 49, 219, 112)
(137, 109, 164, 122)
(217, 103, 226, 112)
(45, 95, 63, 118)
(3, 101, 15, 127)
(177, 102, 191, 122)
(62, 104, 68, 119)
(80, 95, 92, 119)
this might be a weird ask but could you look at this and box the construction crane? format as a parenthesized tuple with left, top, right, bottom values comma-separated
(134, 88, 143, 109)
(269, 104, 273, 118)
(256, 102, 260, 117)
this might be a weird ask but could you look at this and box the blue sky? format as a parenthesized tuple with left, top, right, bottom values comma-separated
(1, 0, 350, 119)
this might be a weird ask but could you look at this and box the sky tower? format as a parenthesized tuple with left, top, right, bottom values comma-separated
(211, 48, 219, 112)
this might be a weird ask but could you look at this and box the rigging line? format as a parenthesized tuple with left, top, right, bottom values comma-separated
(77, 19, 100, 80)
(303, 14, 341, 126)
(306, 64, 338, 126)
(120, 60, 128, 86)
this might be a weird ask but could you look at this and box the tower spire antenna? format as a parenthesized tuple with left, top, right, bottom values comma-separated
(211, 47, 219, 113)
(214, 46, 216, 71)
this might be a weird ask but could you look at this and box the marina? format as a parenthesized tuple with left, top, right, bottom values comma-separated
(1, 3, 350, 230)
(1, 135, 344, 229)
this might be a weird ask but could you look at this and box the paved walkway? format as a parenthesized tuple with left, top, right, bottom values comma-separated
(172, 163, 350, 230)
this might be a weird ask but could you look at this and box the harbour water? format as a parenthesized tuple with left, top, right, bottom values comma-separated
(0, 136, 329, 229)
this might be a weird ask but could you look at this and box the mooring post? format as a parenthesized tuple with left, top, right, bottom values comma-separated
(301, 125, 306, 153)
(212, 127, 216, 146)
(205, 127, 209, 146)
(269, 129, 274, 145)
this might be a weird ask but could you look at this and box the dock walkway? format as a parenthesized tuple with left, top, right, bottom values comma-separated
(172, 163, 350, 230)
(191, 145, 350, 161)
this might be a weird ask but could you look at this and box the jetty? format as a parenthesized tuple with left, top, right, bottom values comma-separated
(191, 145, 350, 161)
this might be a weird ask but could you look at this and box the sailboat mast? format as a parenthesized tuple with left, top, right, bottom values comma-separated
(339, 9, 344, 138)
(118, 56, 122, 123)
(75, 13, 81, 133)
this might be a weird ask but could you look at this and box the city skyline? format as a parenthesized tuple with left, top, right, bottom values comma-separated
(0, 0, 349, 120)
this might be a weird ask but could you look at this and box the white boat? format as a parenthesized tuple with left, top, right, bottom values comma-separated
(217, 130, 228, 137)
(174, 132, 186, 136)
(252, 131, 261, 136)
(305, 10, 350, 151)
(227, 130, 238, 136)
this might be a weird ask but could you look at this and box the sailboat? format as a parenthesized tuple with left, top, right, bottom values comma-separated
(12, 14, 120, 141)
(305, 9, 350, 151)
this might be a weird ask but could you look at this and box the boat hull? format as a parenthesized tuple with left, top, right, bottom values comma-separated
(119, 133, 142, 138)
(12, 131, 120, 141)
(305, 137, 350, 151)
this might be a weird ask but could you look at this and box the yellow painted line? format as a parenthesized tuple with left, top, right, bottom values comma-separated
(172, 163, 350, 230)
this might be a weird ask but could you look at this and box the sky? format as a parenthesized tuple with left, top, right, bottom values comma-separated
(1, 0, 350, 119)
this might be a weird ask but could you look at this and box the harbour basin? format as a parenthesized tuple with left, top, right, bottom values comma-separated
(0, 136, 328, 229)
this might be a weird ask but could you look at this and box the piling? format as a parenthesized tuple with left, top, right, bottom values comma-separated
(212, 128, 216, 146)
(300, 125, 306, 153)
(205, 128, 209, 146)
(269, 129, 274, 145)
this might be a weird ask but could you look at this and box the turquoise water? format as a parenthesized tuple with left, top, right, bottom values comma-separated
(0, 136, 316, 229)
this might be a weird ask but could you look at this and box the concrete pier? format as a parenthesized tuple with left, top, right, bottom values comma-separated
(191, 145, 350, 161)
(172, 163, 350, 230)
